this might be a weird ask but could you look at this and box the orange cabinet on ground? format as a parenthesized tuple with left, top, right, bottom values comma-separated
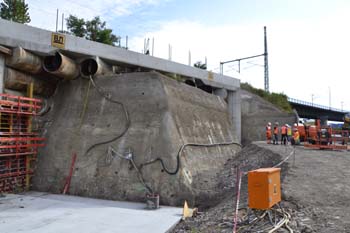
(248, 167, 281, 210)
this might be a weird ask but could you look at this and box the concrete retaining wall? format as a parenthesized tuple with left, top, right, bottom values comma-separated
(32, 71, 240, 206)
(241, 89, 296, 144)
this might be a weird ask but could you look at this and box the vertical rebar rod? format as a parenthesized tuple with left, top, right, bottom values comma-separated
(264, 26, 269, 92)
(61, 13, 64, 32)
(55, 9, 59, 32)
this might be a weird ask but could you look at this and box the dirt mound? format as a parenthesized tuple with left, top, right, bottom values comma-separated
(172, 143, 290, 233)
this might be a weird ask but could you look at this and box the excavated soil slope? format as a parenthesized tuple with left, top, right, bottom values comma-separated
(173, 142, 350, 233)
(172, 143, 288, 232)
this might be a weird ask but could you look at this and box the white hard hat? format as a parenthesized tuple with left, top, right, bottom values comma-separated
(268, 122, 271, 126)
(294, 123, 297, 126)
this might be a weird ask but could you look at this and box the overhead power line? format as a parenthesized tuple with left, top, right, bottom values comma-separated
(219, 26, 270, 92)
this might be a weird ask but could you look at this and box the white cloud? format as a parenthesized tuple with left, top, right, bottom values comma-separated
(128, 10, 350, 111)
(26, 0, 163, 30)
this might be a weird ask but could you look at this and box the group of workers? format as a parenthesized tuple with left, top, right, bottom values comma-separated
(265, 122, 300, 145)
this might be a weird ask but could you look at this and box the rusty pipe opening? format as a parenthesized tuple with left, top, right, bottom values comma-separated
(43, 52, 62, 72)
(80, 57, 113, 78)
(43, 52, 79, 79)
(81, 58, 98, 76)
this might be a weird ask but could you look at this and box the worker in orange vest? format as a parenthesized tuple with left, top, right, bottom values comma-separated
(292, 123, 298, 132)
(273, 122, 279, 145)
(266, 122, 272, 144)
(291, 127, 300, 145)
(281, 124, 287, 145)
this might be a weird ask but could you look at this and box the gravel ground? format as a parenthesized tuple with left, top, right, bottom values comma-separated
(172, 142, 350, 233)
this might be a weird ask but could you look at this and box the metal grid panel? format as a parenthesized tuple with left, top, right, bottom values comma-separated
(0, 94, 43, 193)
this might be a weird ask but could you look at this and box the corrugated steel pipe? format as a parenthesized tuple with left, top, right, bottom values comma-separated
(80, 57, 113, 77)
(6, 47, 42, 74)
(43, 52, 79, 79)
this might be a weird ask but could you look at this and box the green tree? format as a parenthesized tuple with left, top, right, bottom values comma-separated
(66, 15, 86, 37)
(0, 0, 30, 23)
(66, 15, 119, 46)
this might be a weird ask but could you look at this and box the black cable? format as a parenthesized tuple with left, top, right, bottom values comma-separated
(84, 75, 131, 156)
(141, 141, 242, 175)
(83, 75, 242, 177)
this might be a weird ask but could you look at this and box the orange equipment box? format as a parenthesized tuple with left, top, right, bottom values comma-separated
(248, 167, 281, 210)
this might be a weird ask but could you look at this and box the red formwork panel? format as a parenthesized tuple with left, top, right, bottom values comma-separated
(0, 94, 44, 193)
(0, 156, 29, 192)
(0, 93, 42, 115)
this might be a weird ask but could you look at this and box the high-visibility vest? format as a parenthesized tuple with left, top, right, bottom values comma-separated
(274, 126, 279, 134)
(287, 127, 292, 136)
(293, 131, 300, 140)
(266, 126, 272, 136)
(281, 126, 287, 134)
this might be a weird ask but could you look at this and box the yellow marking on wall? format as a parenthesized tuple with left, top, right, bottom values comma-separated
(51, 33, 66, 49)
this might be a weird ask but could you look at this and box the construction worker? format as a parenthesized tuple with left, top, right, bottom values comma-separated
(266, 122, 272, 144)
(291, 127, 300, 145)
(287, 124, 292, 143)
(293, 123, 298, 132)
(281, 124, 287, 145)
(273, 122, 279, 145)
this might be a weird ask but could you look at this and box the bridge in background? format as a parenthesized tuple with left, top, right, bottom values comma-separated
(288, 98, 347, 122)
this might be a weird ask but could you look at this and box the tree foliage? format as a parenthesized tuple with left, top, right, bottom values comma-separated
(66, 15, 85, 37)
(241, 82, 293, 113)
(66, 15, 119, 46)
(0, 0, 30, 24)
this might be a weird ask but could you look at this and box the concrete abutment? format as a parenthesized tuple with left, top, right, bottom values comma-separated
(32, 72, 241, 206)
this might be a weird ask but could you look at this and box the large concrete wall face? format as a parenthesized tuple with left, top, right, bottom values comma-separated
(33, 72, 240, 206)
(241, 89, 296, 144)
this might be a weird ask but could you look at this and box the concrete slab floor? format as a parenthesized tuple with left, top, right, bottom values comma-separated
(0, 192, 182, 233)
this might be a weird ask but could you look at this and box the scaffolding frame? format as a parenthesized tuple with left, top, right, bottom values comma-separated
(0, 93, 44, 193)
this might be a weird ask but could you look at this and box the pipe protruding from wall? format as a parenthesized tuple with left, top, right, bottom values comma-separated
(43, 52, 79, 79)
(6, 47, 42, 74)
(80, 57, 113, 77)
(4, 68, 56, 96)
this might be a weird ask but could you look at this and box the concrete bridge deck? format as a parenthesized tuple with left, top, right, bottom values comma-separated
(0, 19, 239, 91)
(0, 18, 241, 142)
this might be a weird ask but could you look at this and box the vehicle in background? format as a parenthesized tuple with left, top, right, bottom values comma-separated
(297, 113, 350, 150)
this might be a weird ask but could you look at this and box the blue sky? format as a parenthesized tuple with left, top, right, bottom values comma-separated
(25, 0, 350, 110)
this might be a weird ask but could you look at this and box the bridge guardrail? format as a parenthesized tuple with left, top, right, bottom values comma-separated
(288, 97, 347, 113)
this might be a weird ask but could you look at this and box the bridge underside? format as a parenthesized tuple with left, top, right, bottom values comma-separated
(290, 103, 345, 122)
